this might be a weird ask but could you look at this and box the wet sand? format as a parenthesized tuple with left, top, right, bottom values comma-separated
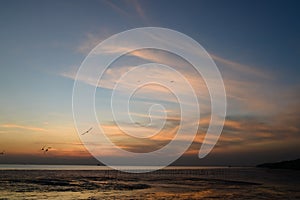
(0, 167, 299, 199)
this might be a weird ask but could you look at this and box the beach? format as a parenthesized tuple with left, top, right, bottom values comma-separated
(0, 166, 299, 199)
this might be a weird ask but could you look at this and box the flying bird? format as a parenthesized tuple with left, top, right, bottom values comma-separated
(41, 146, 51, 153)
(44, 147, 52, 153)
(81, 127, 92, 135)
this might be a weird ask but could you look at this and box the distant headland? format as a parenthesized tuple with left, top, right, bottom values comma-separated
(257, 159, 300, 170)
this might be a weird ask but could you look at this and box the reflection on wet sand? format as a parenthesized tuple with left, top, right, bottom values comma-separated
(0, 167, 299, 199)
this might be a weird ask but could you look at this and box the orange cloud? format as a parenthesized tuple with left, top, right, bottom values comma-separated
(188, 103, 300, 155)
(100, 119, 179, 153)
(0, 123, 47, 132)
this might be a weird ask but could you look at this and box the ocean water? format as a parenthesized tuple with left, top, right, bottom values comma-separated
(0, 165, 299, 199)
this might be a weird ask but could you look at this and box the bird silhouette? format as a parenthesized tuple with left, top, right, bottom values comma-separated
(81, 127, 92, 135)
(0, 150, 5, 155)
(44, 147, 51, 154)
(41, 146, 51, 153)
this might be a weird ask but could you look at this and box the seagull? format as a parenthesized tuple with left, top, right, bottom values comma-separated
(44, 147, 51, 153)
(0, 151, 4, 155)
(41, 146, 51, 153)
(81, 127, 92, 135)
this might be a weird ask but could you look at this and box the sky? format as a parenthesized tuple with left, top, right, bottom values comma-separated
(0, 0, 299, 166)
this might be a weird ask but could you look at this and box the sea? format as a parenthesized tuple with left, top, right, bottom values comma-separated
(0, 165, 299, 199)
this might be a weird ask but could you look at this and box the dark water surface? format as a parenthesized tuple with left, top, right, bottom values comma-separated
(0, 166, 299, 199)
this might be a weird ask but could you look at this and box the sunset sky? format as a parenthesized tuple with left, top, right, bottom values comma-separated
(0, 0, 299, 166)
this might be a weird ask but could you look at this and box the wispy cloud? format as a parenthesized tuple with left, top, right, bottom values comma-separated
(185, 99, 300, 155)
(61, 47, 275, 116)
(103, 0, 132, 18)
(100, 120, 180, 153)
(62, 61, 210, 109)
(104, 0, 151, 25)
(76, 33, 103, 54)
(76, 30, 112, 54)
(210, 54, 273, 80)
(60, 26, 296, 158)
(0, 124, 48, 132)
(128, 0, 152, 25)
